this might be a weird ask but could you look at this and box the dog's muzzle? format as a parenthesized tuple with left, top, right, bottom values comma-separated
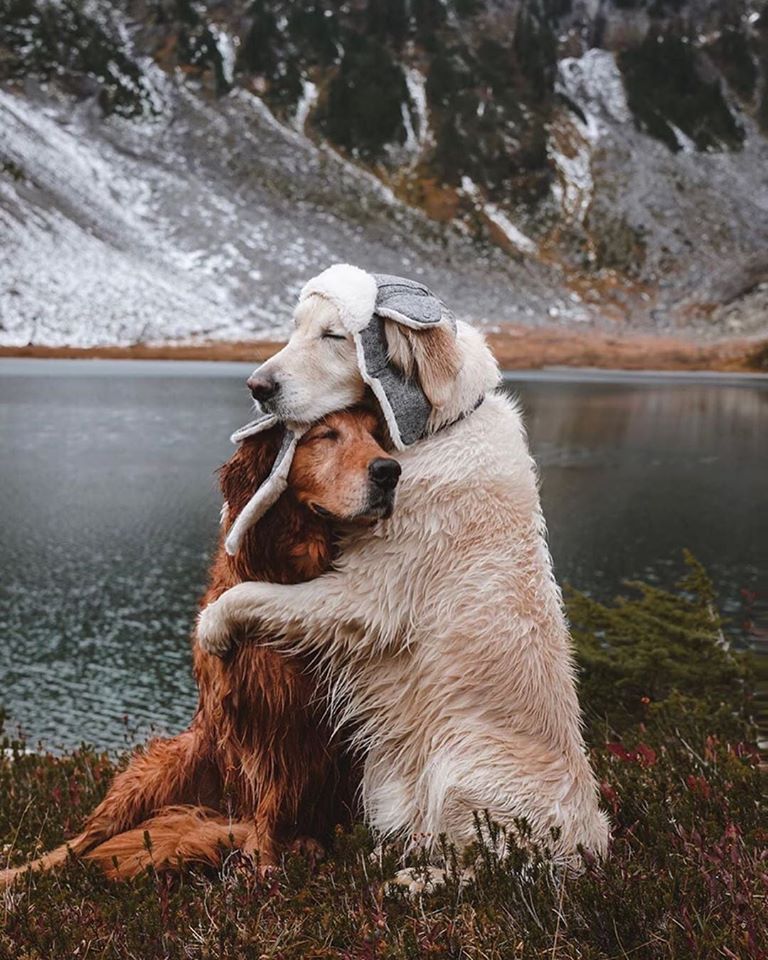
(365, 457, 400, 519)
(247, 374, 280, 404)
(368, 458, 401, 491)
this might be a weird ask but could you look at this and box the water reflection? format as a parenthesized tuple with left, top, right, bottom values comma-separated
(514, 380, 767, 606)
(0, 361, 765, 749)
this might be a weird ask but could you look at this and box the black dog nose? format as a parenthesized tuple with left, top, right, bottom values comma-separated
(369, 458, 401, 490)
(247, 374, 279, 402)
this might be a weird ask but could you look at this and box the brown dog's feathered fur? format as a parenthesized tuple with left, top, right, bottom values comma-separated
(2, 425, 360, 883)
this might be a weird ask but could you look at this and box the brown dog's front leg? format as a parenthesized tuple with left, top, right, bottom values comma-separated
(79, 728, 213, 848)
(1, 728, 214, 885)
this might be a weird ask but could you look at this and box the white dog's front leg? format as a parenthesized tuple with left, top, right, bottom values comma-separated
(196, 590, 249, 657)
(196, 575, 404, 658)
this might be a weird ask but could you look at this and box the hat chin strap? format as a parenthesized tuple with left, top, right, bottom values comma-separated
(223, 415, 307, 557)
(229, 412, 279, 443)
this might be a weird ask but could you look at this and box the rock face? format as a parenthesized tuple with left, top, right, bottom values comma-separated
(1, 0, 767, 346)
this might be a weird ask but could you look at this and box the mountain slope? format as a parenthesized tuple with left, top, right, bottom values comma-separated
(1, 0, 767, 347)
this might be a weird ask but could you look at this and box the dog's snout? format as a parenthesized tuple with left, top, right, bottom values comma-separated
(369, 458, 401, 491)
(247, 373, 279, 403)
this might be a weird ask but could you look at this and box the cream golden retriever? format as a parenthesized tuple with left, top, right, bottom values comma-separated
(197, 275, 610, 865)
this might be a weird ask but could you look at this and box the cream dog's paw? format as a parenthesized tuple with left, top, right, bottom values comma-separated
(196, 599, 233, 657)
(389, 865, 446, 896)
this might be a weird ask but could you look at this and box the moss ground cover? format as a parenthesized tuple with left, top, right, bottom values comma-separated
(1, 557, 765, 959)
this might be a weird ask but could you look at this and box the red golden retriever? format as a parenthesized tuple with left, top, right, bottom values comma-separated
(1, 408, 399, 883)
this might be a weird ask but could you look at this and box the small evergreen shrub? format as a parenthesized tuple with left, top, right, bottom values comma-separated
(618, 31, 745, 152)
(569, 552, 751, 740)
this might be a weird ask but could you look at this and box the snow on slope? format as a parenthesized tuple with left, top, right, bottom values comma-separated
(0, 81, 563, 348)
(554, 49, 768, 327)
(3, 45, 767, 347)
(0, 88, 245, 345)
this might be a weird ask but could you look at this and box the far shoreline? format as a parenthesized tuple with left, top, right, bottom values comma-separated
(1, 327, 766, 373)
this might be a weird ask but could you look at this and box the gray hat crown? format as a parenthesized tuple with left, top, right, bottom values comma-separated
(373, 274, 451, 330)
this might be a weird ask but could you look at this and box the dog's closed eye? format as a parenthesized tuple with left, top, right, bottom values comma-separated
(308, 429, 339, 443)
(321, 331, 347, 341)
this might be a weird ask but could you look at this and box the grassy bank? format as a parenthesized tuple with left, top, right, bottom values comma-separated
(1, 558, 765, 959)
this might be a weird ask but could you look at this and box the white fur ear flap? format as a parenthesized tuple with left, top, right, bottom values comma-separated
(230, 411, 279, 444)
(299, 264, 378, 333)
(224, 426, 306, 556)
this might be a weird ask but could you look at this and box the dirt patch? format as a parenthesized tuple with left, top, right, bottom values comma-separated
(1, 328, 766, 372)
(485, 327, 768, 372)
(0, 341, 283, 363)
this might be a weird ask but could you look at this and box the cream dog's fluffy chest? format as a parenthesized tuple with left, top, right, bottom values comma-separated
(197, 349, 609, 863)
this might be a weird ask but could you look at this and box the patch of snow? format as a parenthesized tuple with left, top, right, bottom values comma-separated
(669, 123, 696, 154)
(210, 26, 237, 87)
(461, 176, 538, 255)
(294, 78, 318, 133)
(401, 98, 418, 152)
(404, 68, 431, 150)
(557, 49, 630, 127)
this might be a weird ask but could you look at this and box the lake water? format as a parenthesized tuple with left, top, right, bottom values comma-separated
(1, 359, 766, 750)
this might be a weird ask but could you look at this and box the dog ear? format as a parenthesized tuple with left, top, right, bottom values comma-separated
(383, 320, 461, 410)
(218, 428, 283, 517)
(218, 431, 333, 583)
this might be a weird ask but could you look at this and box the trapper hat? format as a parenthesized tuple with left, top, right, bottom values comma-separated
(300, 264, 456, 449)
(224, 264, 456, 556)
